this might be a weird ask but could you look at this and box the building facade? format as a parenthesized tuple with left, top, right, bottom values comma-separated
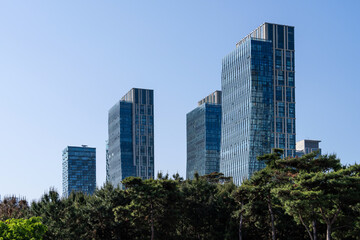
(186, 91, 222, 179)
(220, 23, 295, 184)
(62, 145, 96, 197)
(296, 139, 321, 157)
(107, 88, 154, 187)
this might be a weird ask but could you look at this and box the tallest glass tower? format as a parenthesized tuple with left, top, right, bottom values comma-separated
(220, 23, 295, 184)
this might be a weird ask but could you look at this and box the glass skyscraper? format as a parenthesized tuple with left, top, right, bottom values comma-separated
(62, 145, 96, 197)
(186, 91, 222, 179)
(107, 88, 154, 187)
(220, 23, 295, 184)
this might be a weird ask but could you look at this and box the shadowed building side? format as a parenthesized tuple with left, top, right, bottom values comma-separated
(62, 146, 96, 198)
(107, 88, 154, 187)
(186, 91, 222, 180)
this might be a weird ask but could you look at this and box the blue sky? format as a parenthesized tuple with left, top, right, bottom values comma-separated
(0, 0, 359, 201)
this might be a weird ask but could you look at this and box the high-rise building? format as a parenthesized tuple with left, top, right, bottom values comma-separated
(220, 23, 295, 184)
(186, 91, 222, 179)
(296, 139, 321, 157)
(62, 145, 96, 197)
(107, 88, 154, 187)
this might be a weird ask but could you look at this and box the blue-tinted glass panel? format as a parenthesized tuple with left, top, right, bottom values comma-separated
(287, 119, 292, 133)
(286, 87, 292, 102)
(288, 72, 294, 87)
(267, 24, 273, 42)
(286, 51, 291, 70)
(289, 103, 295, 118)
(142, 90, 146, 104)
(278, 102, 285, 117)
(278, 71, 284, 85)
(276, 118, 283, 132)
(275, 50, 282, 69)
(277, 25, 284, 48)
(288, 27, 294, 50)
(276, 86, 283, 101)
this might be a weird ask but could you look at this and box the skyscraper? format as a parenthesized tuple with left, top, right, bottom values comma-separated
(186, 91, 222, 179)
(62, 145, 96, 197)
(220, 23, 295, 184)
(107, 88, 154, 187)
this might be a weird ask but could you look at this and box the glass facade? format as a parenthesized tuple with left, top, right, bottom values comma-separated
(221, 38, 273, 185)
(221, 23, 296, 184)
(186, 102, 221, 179)
(107, 88, 154, 187)
(236, 23, 296, 157)
(107, 101, 135, 186)
(62, 146, 96, 198)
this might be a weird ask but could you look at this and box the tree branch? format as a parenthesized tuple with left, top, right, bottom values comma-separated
(299, 213, 314, 240)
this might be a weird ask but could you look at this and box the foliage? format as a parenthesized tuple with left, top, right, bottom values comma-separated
(0, 196, 29, 221)
(273, 154, 360, 240)
(1, 151, 355, 240)
(114, 177, 181, 240)
(0, 217, 47, 240)
(178, 175, 237, 240)
(30, 189, 66, 240)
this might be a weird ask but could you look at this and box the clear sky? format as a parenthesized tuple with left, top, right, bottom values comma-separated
(1, 0, 359, 201)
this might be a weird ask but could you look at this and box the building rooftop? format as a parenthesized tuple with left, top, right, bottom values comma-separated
(236, 22, 294, 47)
(198, 90, 222, 106)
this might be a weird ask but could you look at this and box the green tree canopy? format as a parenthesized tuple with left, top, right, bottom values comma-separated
(0, 217, 47, 240)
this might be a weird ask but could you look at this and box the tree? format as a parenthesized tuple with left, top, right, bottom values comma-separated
(274, 160, 360, 240)
(60, 192, 91, 239)
(252, 148, 284, 240)
(232, 182, 251, 240)
(238, 149, 307, 240)
(0, 196, 29, 221)
(85, 183, 128, 240)
(200, 172, 232, 184)
(114, 177, 181, 240)
(30, 189, 66, 240)
(0, 217, 47, 240)
(179, 174, 236, 240)
(273, 182, 319, 240)
(303, 164, 360, 240)
(277, 152, 342, 173)
(273, 153, 341, 240)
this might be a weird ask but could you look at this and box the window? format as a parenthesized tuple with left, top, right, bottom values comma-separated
(276, 86, 283, 101)
(278, 102, 285, 117)
(278, 71, 284, 85)
(286, 88, 292, 102)
(287, 119, 292, 133)
(277, 25, 284, 48)
(275, 50, 282, 69)
(288, 27, 294, 50)
(289, 103, 295, 118)
(288, 72, 294, 87)
(276, 118, 283, 132)
(142, 91, 146, 104)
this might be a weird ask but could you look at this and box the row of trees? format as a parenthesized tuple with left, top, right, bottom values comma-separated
(1, 150, 359, 240)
